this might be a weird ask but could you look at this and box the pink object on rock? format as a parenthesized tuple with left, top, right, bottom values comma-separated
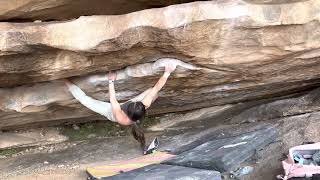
(280, 143, 320, 179)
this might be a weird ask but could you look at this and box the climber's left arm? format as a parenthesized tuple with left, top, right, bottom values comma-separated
(142, 65, 176, 109)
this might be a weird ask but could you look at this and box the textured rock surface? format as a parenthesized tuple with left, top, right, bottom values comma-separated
(0, 0, 194, 21)
(0, 128, 67, 149)
(159, 122, 276, 154)
(1, 0, 320, 129)
(164, 125, 278, 172)
(102, 164, 221, 180)
(1, 0, 305, 22)
(229, 87, 320, 124)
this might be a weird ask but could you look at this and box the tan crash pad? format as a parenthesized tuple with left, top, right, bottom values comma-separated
(86, 151, 175, 179)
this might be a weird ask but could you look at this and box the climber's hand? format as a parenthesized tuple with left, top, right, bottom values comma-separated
(108, 71, 117, 81)
(165, 64, 176, 73)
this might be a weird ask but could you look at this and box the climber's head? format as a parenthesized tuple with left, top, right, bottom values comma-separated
(122, 101, 146, 122)
(121, 101, 146, 153)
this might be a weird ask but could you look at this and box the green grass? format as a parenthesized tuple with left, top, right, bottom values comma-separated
(61, 116, 160, 141)
(0, 148, 18, 156)
(61, 122, 128, 141)
(140, 116, 160, 129)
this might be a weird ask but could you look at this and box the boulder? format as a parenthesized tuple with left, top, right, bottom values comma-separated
(0, 0, 320, 129)
(160, 123, 277, 154)
(229, 87, 320, 124)
(0, 0, 194, 21)
(164, 125, 278, 172)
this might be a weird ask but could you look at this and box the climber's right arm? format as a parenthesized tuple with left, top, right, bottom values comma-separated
(108, 72, 133, 126)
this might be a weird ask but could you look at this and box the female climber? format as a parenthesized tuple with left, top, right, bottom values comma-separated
(64, 64, 176, 153)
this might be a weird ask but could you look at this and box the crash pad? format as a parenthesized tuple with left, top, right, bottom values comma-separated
(86, 151, 175, 179)
(102, 164, 221, 180)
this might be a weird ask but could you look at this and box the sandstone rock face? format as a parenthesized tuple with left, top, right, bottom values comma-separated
(0, 0, 320, 129)
(0, 128, 68, 149)
(0, 0, 194, 21)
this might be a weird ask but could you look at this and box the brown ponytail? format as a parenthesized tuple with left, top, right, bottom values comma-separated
(131, 123, 146, 152)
